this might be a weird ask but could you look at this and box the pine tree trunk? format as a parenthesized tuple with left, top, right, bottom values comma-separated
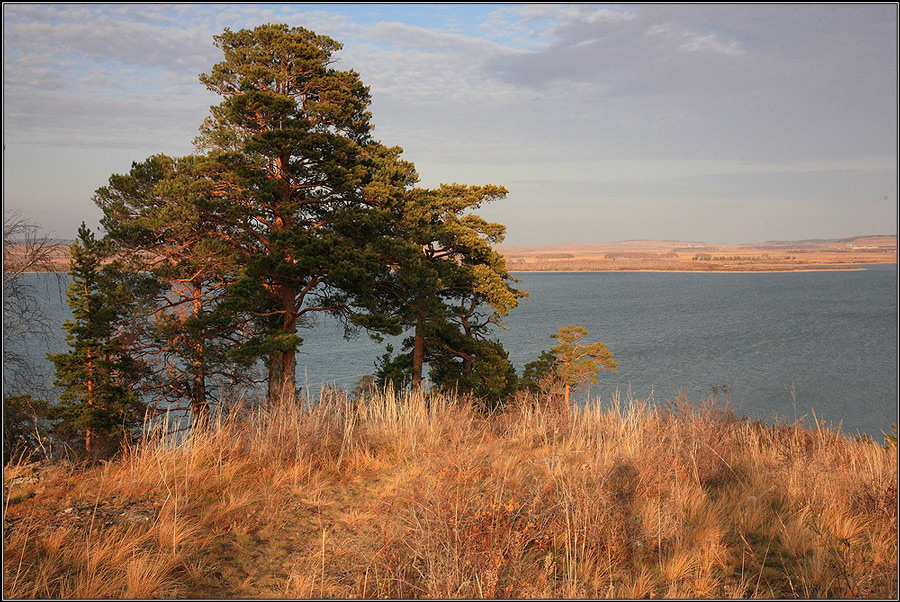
(267, 352, 283, 404)
(268, 284, 298, 405)
(463, 355, 474, 378)
(85, 356, 95, 453)
(563, 383, 571, 415)
(85, 282, 95, 453)
(191, 356, 208, 424)
(190, 290, 208, 424)
(411, 316, 425, 389)
(280, 347, 297, 403)
(268, 348, 298, 406)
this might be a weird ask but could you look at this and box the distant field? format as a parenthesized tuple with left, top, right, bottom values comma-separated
(498, 235, 897, 272)
(5, 235, 896, 273)
(4, 242, 71, 272)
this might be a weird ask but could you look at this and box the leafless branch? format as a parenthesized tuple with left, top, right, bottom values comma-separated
(3, 212, 66, 394)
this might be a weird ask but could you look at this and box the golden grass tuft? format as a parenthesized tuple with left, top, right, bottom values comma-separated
(4, 388, 897, 598)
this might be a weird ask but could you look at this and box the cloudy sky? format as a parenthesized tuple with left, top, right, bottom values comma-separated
(3, 3, 897, 245)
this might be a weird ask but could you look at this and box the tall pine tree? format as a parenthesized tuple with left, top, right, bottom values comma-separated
(94, 154, 256, 423)
(195, 24, 404, 404)
(48, 224, 145, 456)
(376, 184, 525, 404)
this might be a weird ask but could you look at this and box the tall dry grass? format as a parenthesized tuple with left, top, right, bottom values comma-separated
(4, 389, 897, 598)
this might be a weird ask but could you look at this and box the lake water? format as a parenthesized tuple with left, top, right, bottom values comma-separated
(497, 266, 898, 439)
(9, 265, 898, 438)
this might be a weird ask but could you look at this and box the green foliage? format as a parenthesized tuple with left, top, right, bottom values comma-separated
(519, 350, 556, 393)
(94, 154, 258, 417)
(193, 24, 413, 404)
(428, 336, 518, 411)
(377, 180, 526, 399)
(550, 325, 617, 389)
(47, 224, 146, 457)
(87, 22, 522, 413)
(374, 344, 413, 390)
(375, 334, 518, 412)
(521, 326, 617, 407)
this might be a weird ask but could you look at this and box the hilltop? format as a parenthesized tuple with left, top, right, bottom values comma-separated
(3, 390, 896, 599)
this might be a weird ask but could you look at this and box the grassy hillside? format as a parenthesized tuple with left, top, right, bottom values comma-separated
(3, 390, 897, 598)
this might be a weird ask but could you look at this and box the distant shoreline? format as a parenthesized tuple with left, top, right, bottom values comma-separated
(499, 235, 896, 274)
(22, 264, 892, 275)
(509, 265, 895, 274)
(13, 263, 896, 275)
(8, 235, 896, 274)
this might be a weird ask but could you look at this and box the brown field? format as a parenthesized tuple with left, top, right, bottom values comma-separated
(498, 235, 897, 272)
(4, 389, 896, 599)
(5, 235, 896, 274)
(4, 243, 71, 272)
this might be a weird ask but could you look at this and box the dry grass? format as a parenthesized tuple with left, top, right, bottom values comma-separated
(4, 389, 897, 598)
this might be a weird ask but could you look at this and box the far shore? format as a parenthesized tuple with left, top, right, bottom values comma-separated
(17, 264, 892, 275)
(7, 235, 896, 274)
(510, 265, 889, 274)
(499, 234, 896, 274)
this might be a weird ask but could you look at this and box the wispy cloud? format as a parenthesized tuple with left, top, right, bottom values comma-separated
(677, 33, 744, 55)
(2, 3, 896, 243)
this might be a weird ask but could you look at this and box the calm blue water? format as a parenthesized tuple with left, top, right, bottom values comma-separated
(497, 266, 898, 438)
(9, 265, 898, 438)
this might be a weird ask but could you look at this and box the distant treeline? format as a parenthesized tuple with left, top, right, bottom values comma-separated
(692, 254, 797, 261)
(604, 252, 677, 259)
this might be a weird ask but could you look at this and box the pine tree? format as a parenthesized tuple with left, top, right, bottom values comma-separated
(86, 23, 523, 412)
(94, 154, 255, 423)
(48, 224, 145, 456)
(375, 184, 525, 402)
(195, 24, 408, 405)
(550, 325, 617, 412)
(520, 327, 617, 412)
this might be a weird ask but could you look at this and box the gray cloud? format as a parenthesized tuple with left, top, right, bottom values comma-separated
(2, 4, 895, 244)
(3, 12, 214, 73)
(485, 4, 897, 163)
(2, 4, 218, 150)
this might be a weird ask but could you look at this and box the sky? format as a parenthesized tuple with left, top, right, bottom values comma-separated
(3, 3, 898, 246)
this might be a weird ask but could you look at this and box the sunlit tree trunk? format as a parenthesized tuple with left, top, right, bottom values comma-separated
(267, 352, 283, 404)
(190, 285, 209, 424)
(84, 369, 94, 453)
(267, 283, 298, 405)
(411, 316, 425, 389)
